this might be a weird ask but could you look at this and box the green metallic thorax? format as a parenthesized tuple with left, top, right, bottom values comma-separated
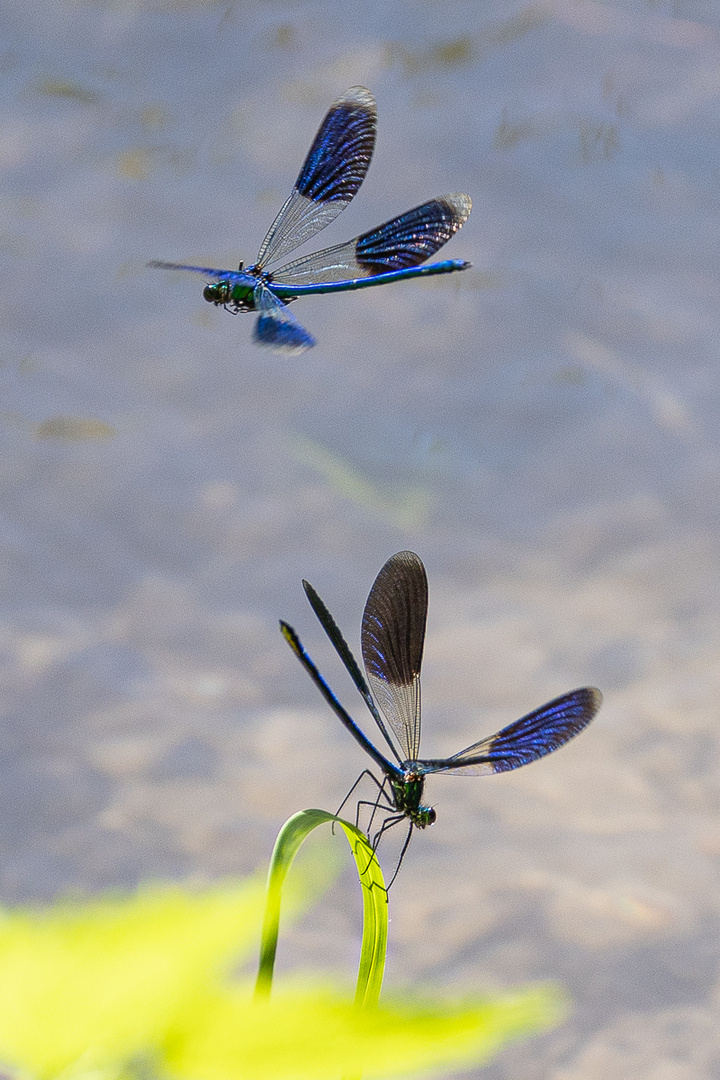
(391, 767, 436, 829)
(203, 277, 257, 312)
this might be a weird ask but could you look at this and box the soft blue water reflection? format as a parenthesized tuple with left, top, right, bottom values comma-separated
(2, 1, 720, 1076)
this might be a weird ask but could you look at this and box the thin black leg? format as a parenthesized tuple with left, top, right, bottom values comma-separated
(371, 813, 406, 850)
(335, 769, 385, 819)
(356, 798, 396, 832)
(386, 823, 414, 888)
(366, 775, 394, 837)
(333, 769, 387, 834)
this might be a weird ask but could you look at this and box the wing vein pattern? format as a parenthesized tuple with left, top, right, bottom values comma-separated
(418, 688, 602, 775)
(361, 551, 428, 761)
(255, 87, 377, 269)
(272, 195, 472, 285)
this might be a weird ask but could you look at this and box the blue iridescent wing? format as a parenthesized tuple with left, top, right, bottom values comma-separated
(255, 87, 377, 269)
(148, 260, 238, 279)
(418, 688, 602, 776)
(252, 283, 316, 354)
(270, 195, 471, 286)
(361, 551, 428, 762)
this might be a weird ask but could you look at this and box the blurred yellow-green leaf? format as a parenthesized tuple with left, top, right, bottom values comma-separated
(168, 983, 565, 1080)
(0, 877, 267, 1076)
(0, 866, 565, 1080)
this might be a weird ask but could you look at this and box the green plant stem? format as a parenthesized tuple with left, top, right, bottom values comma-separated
(254, 810, 387, 1008)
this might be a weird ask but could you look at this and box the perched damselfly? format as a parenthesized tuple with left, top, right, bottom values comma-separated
(281, 551, 601, 882)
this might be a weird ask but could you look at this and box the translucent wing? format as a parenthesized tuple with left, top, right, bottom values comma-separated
(271, 195, 471, 286)
(255, 87, 377, 269)
(252, 284, 315, 354)
(361, 551, 428, 761)
(418, 688, 602, 776)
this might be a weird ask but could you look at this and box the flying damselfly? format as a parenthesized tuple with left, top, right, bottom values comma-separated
(150, 88, 471, 354)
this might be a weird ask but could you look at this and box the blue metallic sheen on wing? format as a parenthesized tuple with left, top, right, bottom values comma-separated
(147, 260, 247, 281)
(295, 87, 377, 203)
(254, 88, 377, 269)
(254, 313, 314, 352)
(252, 284, 316, 353)
(269, 195, 471, 286)
(418, 688, 602, 776)
(355, 194, 472, 274)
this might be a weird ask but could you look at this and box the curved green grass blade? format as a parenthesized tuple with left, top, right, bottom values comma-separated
(254, 810, 387, 1008)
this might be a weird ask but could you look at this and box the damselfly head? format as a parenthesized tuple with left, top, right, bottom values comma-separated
(203, 281, 228, 305)
(416, 806, 436, 829)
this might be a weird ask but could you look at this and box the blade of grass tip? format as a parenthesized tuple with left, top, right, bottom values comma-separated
(254, 809, 387, 1008)
(336, 820, 387, 1010)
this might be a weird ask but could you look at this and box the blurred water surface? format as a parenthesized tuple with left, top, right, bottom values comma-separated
(2, 0, 720, 1076)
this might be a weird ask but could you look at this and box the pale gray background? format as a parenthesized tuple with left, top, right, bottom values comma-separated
(2, 0, 720, 1076)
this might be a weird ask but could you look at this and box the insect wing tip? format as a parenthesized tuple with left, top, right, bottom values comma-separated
(334, 86, 377, 113)
(438, 193, 472, 224)
(583, 686, 603, 717)
(295, 87, 377, 207)
(301, 579, 321, 605)
(254, 313, 316, 354)
(540, 686, 603, 740)
(148, 260, 185, 271)
(279, 620, 302, 654)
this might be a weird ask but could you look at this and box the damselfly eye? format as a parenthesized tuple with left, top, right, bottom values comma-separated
(202, 284, 218, 303)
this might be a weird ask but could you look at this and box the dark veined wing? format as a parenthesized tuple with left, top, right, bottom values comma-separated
(361, 551, 428, 761)
(252, 283, 315, 354)
(418, 688, 602, 776)
(148, 260, 239, 279)
(270, 195, 471, 286)
(255, 87, 377, 269)
(302, 580, 402, 763)
(280, 620, 400, 780)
